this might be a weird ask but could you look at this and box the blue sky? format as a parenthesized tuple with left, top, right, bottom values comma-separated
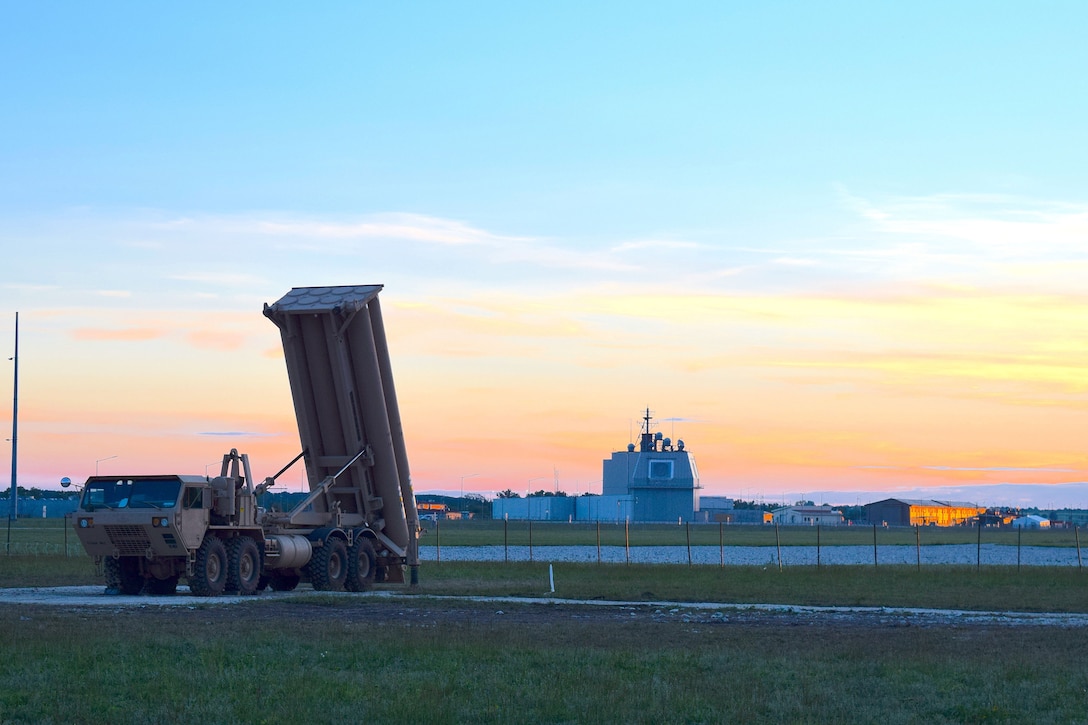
(2, 3, 1088, 506)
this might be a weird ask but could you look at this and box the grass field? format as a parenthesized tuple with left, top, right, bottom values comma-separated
(424, 518, 1084, 549)
(4, 516, 1083, 552)
(4, 521, 1088, 722)
(2, 595, 1087, 723)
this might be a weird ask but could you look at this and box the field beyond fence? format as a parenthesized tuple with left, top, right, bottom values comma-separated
(421, 518, 1086, 569)
(3, 517, 1084, 568)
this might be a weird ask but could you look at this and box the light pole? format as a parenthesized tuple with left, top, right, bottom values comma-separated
(459, 473, 478, 515)
(95, 455, 118, 476)
(527, 476, 546, 520)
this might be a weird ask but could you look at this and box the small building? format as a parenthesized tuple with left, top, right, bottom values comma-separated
(865, 498, 984, 527)
(417, 501, 449, 521)
(697, 496, 734, 523)
(1011, 514, 1051, 529)
(772, 505, 845, 526)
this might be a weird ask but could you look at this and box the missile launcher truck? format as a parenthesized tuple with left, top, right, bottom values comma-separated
(72, 285, 421, 596)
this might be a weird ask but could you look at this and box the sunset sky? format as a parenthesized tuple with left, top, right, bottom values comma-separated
(2, 3, 1087, 507)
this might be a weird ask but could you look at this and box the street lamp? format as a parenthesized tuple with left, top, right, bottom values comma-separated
(527, 476, 547, 519)
(460, 473, 478, 515)
(95, 455, 118, 476)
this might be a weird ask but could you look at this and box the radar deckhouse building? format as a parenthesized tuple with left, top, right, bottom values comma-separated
(492, 408, 701, 522)
(603, 408, 700, 523)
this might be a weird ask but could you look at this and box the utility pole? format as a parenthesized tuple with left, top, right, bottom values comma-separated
(9, 312, 17, 521)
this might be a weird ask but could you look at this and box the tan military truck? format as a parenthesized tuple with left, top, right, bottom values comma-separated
(72, 285, 421, 596)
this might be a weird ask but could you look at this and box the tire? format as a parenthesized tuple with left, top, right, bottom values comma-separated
(308, 537, 348, 591)
(268, 571, 300, 591)
(345, 537, 377, 592)
(190, 537, 228, 597)
(146, 575, 179, 596)
(104, 557, 143, 595)
(226, 537, 261, 596)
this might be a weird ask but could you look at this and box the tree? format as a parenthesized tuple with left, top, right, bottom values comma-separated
(496, 489, 520, 499)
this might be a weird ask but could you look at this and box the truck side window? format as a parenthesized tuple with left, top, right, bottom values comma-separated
(183, 487, 203, 509)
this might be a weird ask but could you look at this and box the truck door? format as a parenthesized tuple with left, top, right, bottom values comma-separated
(178, 485, 210, 549)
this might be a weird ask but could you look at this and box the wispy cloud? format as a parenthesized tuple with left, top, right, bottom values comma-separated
(256, 212, 531, 247)
(199, 431, 279, 437)
(72, 327, 163, 342)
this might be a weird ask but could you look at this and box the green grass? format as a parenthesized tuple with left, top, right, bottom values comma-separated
(416, 561, 1088, 612)
(4, 529, 1088, 723)
(1, 601, 1086, 723)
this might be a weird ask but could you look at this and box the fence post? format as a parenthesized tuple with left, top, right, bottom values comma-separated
(596, 520, 601, 564)
(624, 519, 630, 565)
(719, 522, 724, 568)
(529, 519, 533, 563)
(436, 517, 440, 563)
(775, 523, 782, 571)
(816, 524, 821, 569)
(976, 522, 981, 572)
(1076, 525, 1082, 570)
(1017, 525, 1021, 572)
(504, 517, 508, 563)
(872, 524, 878, 567)
(915, 525, 920, 572)
(686, 522, 692, 566)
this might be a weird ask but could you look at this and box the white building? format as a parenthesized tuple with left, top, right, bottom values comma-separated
(771, 505, 845, 526)
(1011, 514, 1051, 529)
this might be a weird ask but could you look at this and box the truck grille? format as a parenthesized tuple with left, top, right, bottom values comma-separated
(104, 525, 151, 556)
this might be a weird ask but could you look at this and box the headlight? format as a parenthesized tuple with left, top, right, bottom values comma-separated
(152, 517, 170, 528)
(79, 518, 91, 528)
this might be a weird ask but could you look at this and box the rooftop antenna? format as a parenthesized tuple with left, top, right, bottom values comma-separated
(8, 312, 17, 522)
(640, 407, 655, 452)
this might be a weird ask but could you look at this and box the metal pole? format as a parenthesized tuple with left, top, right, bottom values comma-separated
(528, 519, 533, 563)
(1076, 525, 1082, 570)
(976, 522, 981, 572)
(1017, 525, 1021, 572)
(719, 522, 724, 568)
(872, 524, 878, 567)
(435, 517, 440, 563)
(504, 517, 508, 563)
(596, 520, 601, 564)
(816, 524, 821, 569)
(9, 312, 18, 522)
(686, 522, 691, 566)
(775, 522, 782, 571)
(624, 518, 630, 564)
(915, 524, 920, 572)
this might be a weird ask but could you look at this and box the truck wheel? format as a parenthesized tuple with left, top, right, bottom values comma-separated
(269, 571, 300, 591)
(308, 537, 348, 591)
(190, 537, 228, 596)
(345, 537, 377, 592)
(146, 575, 179, 596)
(104, 557, 143, 595)
(226, 537, 261, 596)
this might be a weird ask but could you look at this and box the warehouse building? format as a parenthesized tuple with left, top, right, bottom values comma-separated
(865, 498, 984, 527)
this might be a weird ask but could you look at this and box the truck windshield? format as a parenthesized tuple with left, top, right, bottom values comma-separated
(82, 479, 182, 510)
